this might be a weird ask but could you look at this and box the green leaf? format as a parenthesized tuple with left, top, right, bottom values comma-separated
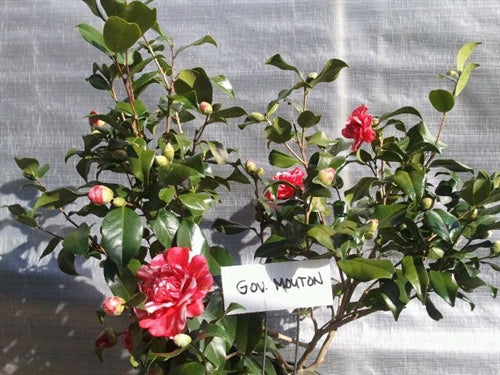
(178, 192, 214, 214)
(455, 62, 479, 96)
(148, 209, 180, 248)
(103, 16, 142, 53)
(429, 270, 458, 306)
(76, 23, 110, 54)
(204, 336, 227, 369)
(268, 149, 299, 168)
(202, 141, 229, 164)
(57, 249, 79, 275)
(212, 219, 253, 235)
(297, 110, 321, 128)
(234, 314, 263, 354)
(82, 0, 102, 19)
(429, 89, 455, 113)
(101, 207, 143, 270)
(210, 75, 235, 97)
(459, 174, 492, 205)
(456, 41, 481, 72)
(265, 116, 293, 143)
(86, 74, 110, 90)
(423, 209, 460, 242)
(202, 245, 235, 276)
(127, 143, 155, 184)
(308, 224, 335, 250)
(373, 204, 407, 228)
(176, 218, 210, 255)
(170, 362, 206, 375)
(338, 258, 395, 282)
(306, 131, 336, 147)
(255, 235, 290, 258)
(40, 237, 62, 259)
(344, 177, 378, 204)
(62, 224, 90, 256)
(392, 167, 425, 202)
(378, 106, 423, 123)
(34, 188, 80, 210)
(176, 35, 217, 56)
(118, 1, 157, 34)
(308, 58, 349, 87)
(429, 159, 473, 173)
(425, 298, 443, 321)
(265, 54, 301, 77)
(101, 0, 126, 16)
(401, 256, 429, 303)
(159, 162, 203, 185)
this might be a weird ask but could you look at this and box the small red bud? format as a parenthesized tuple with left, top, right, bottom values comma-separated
(88, 185, 114, 205)
(102, 296, 126, 316)
(89, 110, 105, 128)
(94, 327, 118, 349)
(199, 101, 213, 115)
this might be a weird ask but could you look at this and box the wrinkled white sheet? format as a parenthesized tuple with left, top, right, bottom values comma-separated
(1, 1, 499, 374)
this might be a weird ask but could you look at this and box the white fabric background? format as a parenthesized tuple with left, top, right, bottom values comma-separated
(1, 1, 499, 374)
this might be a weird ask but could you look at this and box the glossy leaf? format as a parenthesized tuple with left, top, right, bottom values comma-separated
(297, 110, 321, 128)
(378, 106, 422, 123)
(34, 188, 80, 210)
(265, 54, 301, 77)
(204, 336, 227, 369)
(455, 62, 479, 96)
(57, 249, 79, 275)
(149, 209, 180, 248)
(101, 206, 143, 270)
(265, 116, 293, 143)
(423, 209, 460, 242)
(103, 16, 142, 53)
(118, 1, 157, 34)
(308, 58, 349, 87)
(40, 237, 62, 259)
(210, 75, 235, 97)
(429, 89, 455, 113)
(178, 192, 214, 213)
(425, 298, 443, 321)
(176, 35, 217, 56)
(392, 167, 425, 202)
(401, 256, 429, 302)
(170, 362, 206, 375)
(459, 174, 492, 205)
(268, 149, 299, 168)
(344, 177, 378, 204)
(308, 225, 335, 250)
(456, 41, 481, 72)
(338, 258, 395, 282)
(202, 245, 235, 276)
(101, 0, 126, 16)
(76, 23, 111, 54)
(176, 218, 210, 255)
(62, 224, 90, 256)
(82, 0, 102, 19)
(429, 270, 458, 306)
(373, 204, 407, 228)
(212, 219, 254, 235)
(429, 159, 473, 173)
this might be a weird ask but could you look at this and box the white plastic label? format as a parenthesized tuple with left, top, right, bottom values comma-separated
(221, 259, 333, 314)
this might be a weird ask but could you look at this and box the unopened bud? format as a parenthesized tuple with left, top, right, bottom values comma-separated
(492, 241, 500, 256)
(102, 296, 126, 316)
(364, 219, 379, 239)
(248, 112, 266, 122)
(88, 185, 114, 205)
(468, 207, 478, 220)
(89, 110, 105, 128)
(111, 149, 127, 161)
(199, 101, 213, 115)
(162, 143, 175, 162)
(94, 327, 118, 349)
(316, 168, 336, 186)
(112, 197, 126, 208)
(420, 197, 434, 211)
(245, 159, 259, 174)
(306, 72, 318, 83)
(155, 155, 169, 167)
(173, 333, 192, 347)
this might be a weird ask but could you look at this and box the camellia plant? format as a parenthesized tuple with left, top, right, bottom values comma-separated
(7, 0, 500, 374)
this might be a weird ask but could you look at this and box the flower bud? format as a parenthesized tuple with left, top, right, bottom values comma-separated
(199, 101, 213, 115)
(316, 168, 336, 186)
(111, 149, 128, 161)
(112, 197, 127, 208)
(155, 155, 169, 167)
(245, 159, 259, 174)
(94, 327, 118, 349)
(173, 333, 192, 347)
(468, 207, 478, 220)
(162, 143, 175, 162)
(102, 296, 126, 316)
(364, 219, 379, 239)
(248, 112, 266, 122)
(88, 185, 114, 205)
(89, 110, 105, 128)
(420, 197, 434, 211)
(491, 241, 500, 256)
(306, 72, 318, 83)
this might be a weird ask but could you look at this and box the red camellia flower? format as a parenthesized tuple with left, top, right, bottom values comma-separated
(88, 185, 114, 205)
(265, 166, 306, 200)
(134, 247, 213, 338)
(341, 104, 376, 151)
